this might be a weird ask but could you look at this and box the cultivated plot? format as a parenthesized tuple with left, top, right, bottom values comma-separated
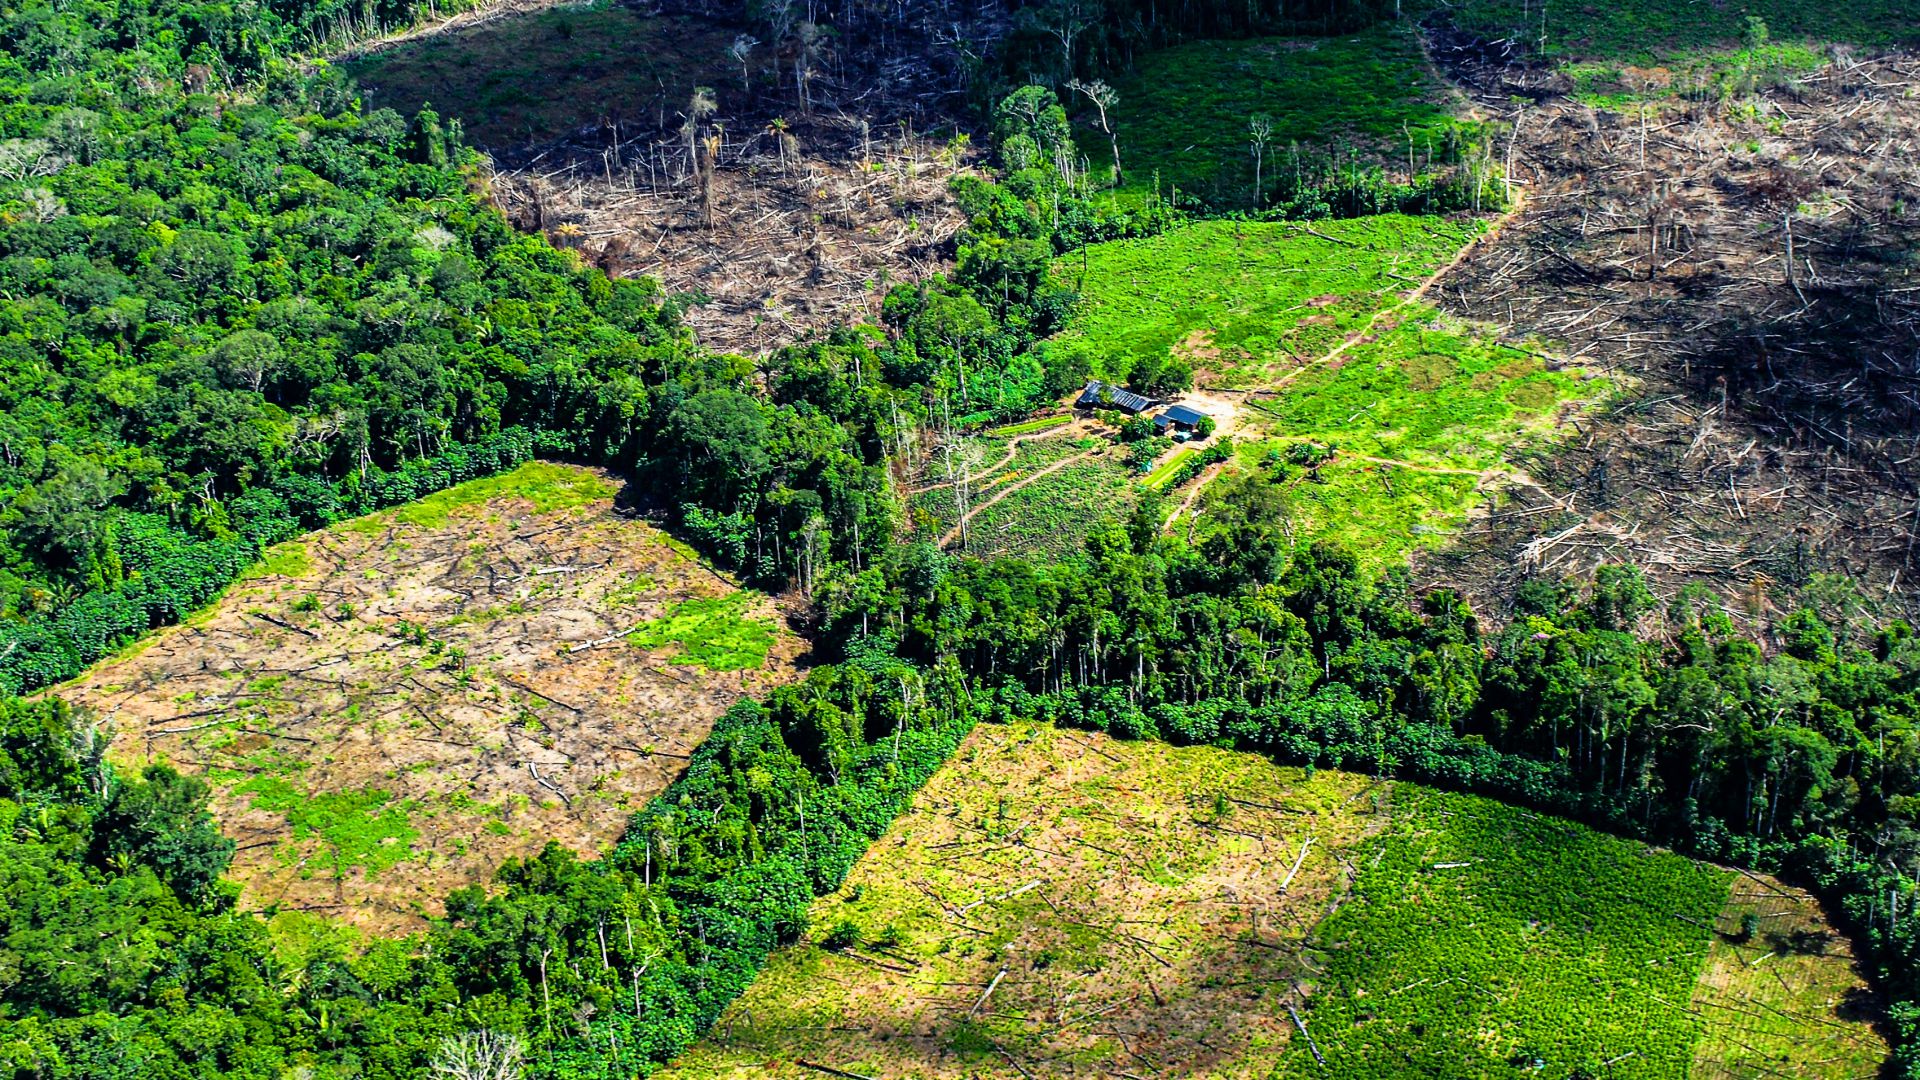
(58, 463, 803, 932)
(657, 725, 1878, 1079)
(1055, 216, 1597, 566)
(1690, 872, 1888, 1078)
(908, 420, 1138, 559)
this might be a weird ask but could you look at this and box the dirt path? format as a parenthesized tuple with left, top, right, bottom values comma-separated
(1156, 202, 1533, 531)
(908, 419, 1087, 496)
(1164, 460, 1229, 533)
(1259, 206, 1529, 397)
(941, 449, 1096, 548)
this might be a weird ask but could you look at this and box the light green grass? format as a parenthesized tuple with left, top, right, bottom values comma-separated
(1058, 215, 1477, 388)
(986, 414, 1073, 438)
(1286, 787, 1730, 1078)
(244, 541, 312, 581)
(627, 593, 775, 672)
(233, 776, 421, 880)
(345, 461, 614, 533)
(1141, 447, 1197, 489)
(1059, 216, 1595, 566)
(1083, 23, 1474, 208)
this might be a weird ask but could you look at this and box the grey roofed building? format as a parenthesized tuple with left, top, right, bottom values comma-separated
(1153, 404, 1209, 432)
(1075, 380, 1157, 414)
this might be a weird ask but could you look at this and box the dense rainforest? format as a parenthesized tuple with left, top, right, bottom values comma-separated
(2, 0, 1918, 1077)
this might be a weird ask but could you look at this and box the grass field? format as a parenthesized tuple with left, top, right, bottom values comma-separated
(657, 724, 1883, 1080)
(346, 8, 735, 149)
(1425, 0, 1920, 64)
(1083, 23, 1472, 208)
(1141, 447, 1198, 490)
(57, 463, 802, 932)
(1056, 215, 1595, 565)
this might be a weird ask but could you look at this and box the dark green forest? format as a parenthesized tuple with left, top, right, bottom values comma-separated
(3, 0, 1919, 1076)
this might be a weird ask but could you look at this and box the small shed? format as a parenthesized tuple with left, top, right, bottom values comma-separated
(1154, 404, 1209, 436)
(1076, 380, 1157, 415)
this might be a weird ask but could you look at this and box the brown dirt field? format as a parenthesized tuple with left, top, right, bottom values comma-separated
(657, 724, 1385, 1080)
(57, 464, 804, 934)
(1689, 870, 1889, 1079)
(1415, 46, 1920, 623)
(348, 3, 992, 353)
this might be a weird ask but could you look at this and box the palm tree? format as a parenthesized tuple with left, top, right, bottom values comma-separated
(681, 86, 717, 180)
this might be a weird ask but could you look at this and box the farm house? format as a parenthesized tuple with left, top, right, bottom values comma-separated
(1154, 403, 1210, 438)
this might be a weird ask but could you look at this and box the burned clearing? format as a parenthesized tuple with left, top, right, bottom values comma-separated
(1416, 44, 1920, 618)
(57, 463, 803, 933)
(346, 2, 989, 353)
(656, 725, 1879, 1079)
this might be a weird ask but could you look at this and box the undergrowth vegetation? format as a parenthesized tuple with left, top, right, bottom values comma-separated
(627, 593, 778, 672)
(366, 461, 617, 531)
(1426, 0, 1920, 62)
(1084, 23, 1480, 209)
(1293, 788, 1729, 1077)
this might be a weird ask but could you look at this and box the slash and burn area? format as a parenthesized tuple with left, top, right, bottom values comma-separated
(56, 462, 802, 932)
(346, 4, 979, 353)
(656, 724, 1879, 1079)
(1418, 39, 1920, 614)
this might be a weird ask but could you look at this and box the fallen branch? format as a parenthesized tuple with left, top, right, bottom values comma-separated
(498, 677, 582, 713)
(1287, 1002, 1327, 1066)
(969, 968, 1007, 1018)
(527, 761, 572, 808)
(568, 623, 645, 653)
(794, 1061, 875, 1080)
(1281, 836, 1316, 892)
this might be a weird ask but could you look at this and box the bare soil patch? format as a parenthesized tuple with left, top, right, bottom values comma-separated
(1415, 46, 1920, 620)
(349, 2, 996, 353)
(58, 464, 803, 933)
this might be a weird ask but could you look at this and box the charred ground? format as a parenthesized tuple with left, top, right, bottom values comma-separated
(1414, 29, 1920, 624)
(346, 0, 1001, 352)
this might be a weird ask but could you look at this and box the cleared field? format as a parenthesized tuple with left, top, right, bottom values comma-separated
(656, 725, 1881, 1079)
(1081, 23, 1473, 208)
(1057, 216, 1596, 566)
(344, 6, 967, 353)
(1689, 873, 1888, 1078)
(1424, 0, 1920, 64)
(909, 422, 1136, 559)
(58, 463, 803, 932)
(345, 7, 732, 150)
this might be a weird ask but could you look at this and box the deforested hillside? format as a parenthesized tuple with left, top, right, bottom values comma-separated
(663, 725, 1886, 1079)
(56, 463, 801, 932)
(1417, 8, 1920, 618)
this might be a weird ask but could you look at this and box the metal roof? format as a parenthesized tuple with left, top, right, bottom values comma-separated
(1156, 404, 1208, 428)
(1076, 380, 1156, 413)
